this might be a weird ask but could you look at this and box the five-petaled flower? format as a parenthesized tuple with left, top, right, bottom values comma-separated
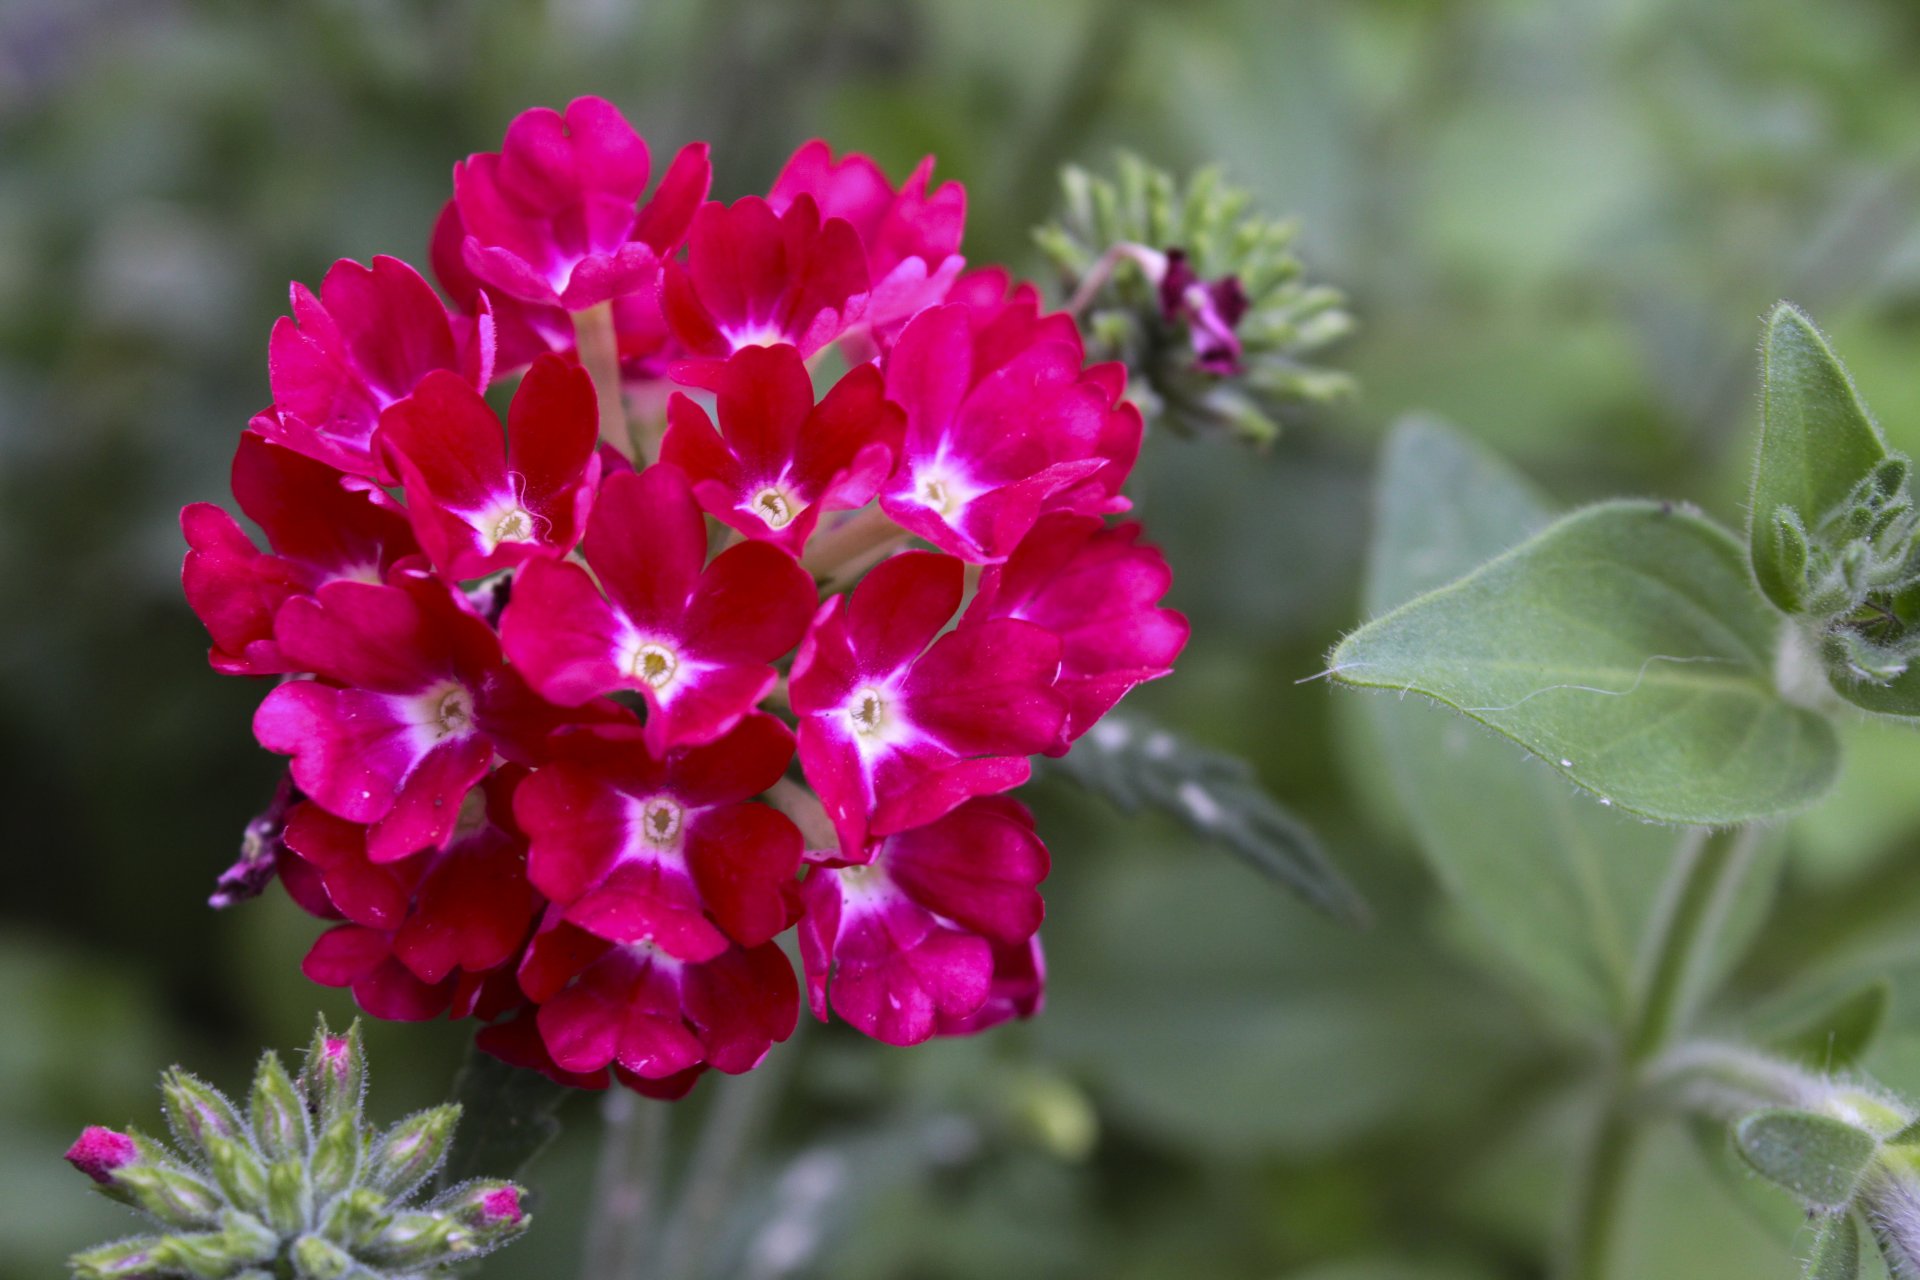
(183, 96, 1186, 1097)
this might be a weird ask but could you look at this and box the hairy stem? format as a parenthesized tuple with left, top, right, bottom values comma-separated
(658, 1042, 797, 1280)
(800, 506, 909, 590)
(572, 302, 640, 461)
(1562, 825, 1763, 1280)
(580, 1090, 670, 1280)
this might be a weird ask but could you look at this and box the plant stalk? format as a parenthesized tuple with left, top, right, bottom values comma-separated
(572, 302, 643, 462)
(580, 1089, 670, 1280)
(1561, 824, 1763, 1280)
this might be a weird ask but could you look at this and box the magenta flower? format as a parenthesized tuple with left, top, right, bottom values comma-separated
(377, 354, 602, 581)
(281, 769, 539, 990)
(939, 935, 1046, 1037)
(518, 914, 798, 1099)
(798, 796, 1047, 1045)
(789, 550, 1068, 858)
(65, 1127, 138, 1185)
(770, 140, 966, 345)
(182, 433, 419, 675)
(500, 464, 814, 753)
(878, 303, 1109, 562)
(663, 195, 870, 371)
(252, 573, 550, 863)
(453, 97, 710, 311)
(258, 255, 493, 480)
(659, 343, 903, 554)
(967, 512, 1188, 752)
(512, 713, 801, 961)
(1158, 248, 1250, 374)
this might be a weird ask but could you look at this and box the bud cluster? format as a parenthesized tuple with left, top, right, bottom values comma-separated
(1768, 455, 1920, 688)
(1035, 152, 1353, 444)
(63, 1021, 528, 1279)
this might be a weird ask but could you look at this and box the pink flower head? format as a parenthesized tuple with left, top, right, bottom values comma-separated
(770, 140, 965, 345)
(477, 1186, 525, 1226)
(501, 464, 814, 753)
(966, 513, 1187, 752)
(789, 550, 1068, 858)
(513, 712, 801, 960)
(520, 914, 798, 1096)
(799, 796, 1047, 1045)
(281, 769, 539, 988)
(453, 97, 710, 311)
(659, 343, 903, 553)
(878, 303, 1109, 562)
(432, 199, 572, 375)
(1158, 248, 1250, 374)
(663, 195, 869, 374)
(182, 434, 419, 675)
(475, 1007, 610, 1090)
(302, 922, 462, 1021)
(253, 573, 555, 862)
(259, 255, 493, 480)
(378, 354, 602, 581)
(66, 1126, 138, 1184)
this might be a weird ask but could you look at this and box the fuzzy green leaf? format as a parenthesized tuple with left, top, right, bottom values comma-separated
(1750, 303, 1889, 614)
(1768, 979, 1891, 1072)
(1332, 499, 1841, 825)
(1734, 1108, 1877, 1209)
(1040, 716, 1368, 927)
(1809, 1214, 1861, 1280)
(1355, 420, 1691, 1024)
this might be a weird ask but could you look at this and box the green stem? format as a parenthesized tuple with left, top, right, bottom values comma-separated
(657, 1038, 797, 1280)
(571, 302, 641, 462)
(580, 1090, 670, 1280)
(1561, 825, 1762, 1280)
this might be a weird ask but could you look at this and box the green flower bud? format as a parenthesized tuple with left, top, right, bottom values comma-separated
(162, 1070, 246, 1149)
(68, 1236, 168, 1280)
(111, 1140, 224, 1230)
(361, 1211, 470, 1269)
(310, 1112, 362, 1204)
(318, 1187, 391, 1250)
(441, 1179, 529, 1240)
(264, 1158, 313, 1238)
(249, 1051, 309, 1163)
(203, 1135, 269, 1218)
(289, 1233, 356, 1280)
(365, 1105, 459, 1198)
(151, 1210, 277, 1278)
(300, 1021, 365, 1129)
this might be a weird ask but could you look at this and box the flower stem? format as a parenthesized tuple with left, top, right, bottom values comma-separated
(800, 506, 909, 590)
(572, 302, 641, 462)
(1561, 824, 1763, 1280)
(657, 1044, 797, 1280)
(580, 1090, 670, 1280)
(765, 778, 836, 854)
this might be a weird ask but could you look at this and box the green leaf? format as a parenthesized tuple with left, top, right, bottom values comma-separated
(1734, 1108, 1877, 1209)
(436, 1045, 572, 1190)
(1807, 1214, 1860, 1280)
(1333, 499, 1841, 825)
(1356, 419, 1677, 1024)
(1767, 980, 1891, 1072)
(1750, 303, 1889, 614)
(1042, 716, 1368, 927)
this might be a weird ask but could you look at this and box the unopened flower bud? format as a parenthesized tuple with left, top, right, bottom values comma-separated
(362, 1211, 471, 1269)
(204, 1134, 269, 1217)
(249, 1052, 308, 1162)
(300, 1021, 365, 1125)
(67, 1235, 167, 1279)
(161, 1069, 246, 1149)
(444, 1180, 531, 1239)
(66, 1126, 138, 1185)
(319, 1187, 391, 1249)
(264, 1158, 313, 1237)
(153, 1211, 277, 1275)
(310, 1112, 362, 1204)
(365, 1105, 460, 1198)
(289, 1233, 356, 1280)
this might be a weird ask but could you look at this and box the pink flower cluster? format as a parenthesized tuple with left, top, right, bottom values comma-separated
(184, 98, 1186, 1099)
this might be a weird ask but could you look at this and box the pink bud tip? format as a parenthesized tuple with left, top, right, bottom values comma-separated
(480, 1186, 524, 1224)
(66, 1127, 137, 1183)
(322, 1037, 351, 1066)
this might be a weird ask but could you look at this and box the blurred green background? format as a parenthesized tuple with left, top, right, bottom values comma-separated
(10, 0, 1920, 1276)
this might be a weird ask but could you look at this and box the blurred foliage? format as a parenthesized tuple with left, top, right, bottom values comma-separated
(11, 0, 1920, 1277)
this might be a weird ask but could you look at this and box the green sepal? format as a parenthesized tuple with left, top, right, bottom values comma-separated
(153, 1210, 277, 1279)
(108, 1132, 223, 1229)
(318, 1187, 392, 1250)
(366, 1105, 460, 1199)
(360, 1211, 470, 1269)
(203, 1135, 269, 1219)
(264, 1158, 312, 1238)
(249, 1052, 309, 1164)
(161, 1069, 246, 1151)
(1808, 1213, 1861, 1280)
(1734, 1107, 1878, 1209)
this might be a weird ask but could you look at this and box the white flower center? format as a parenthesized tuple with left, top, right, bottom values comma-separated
(747, 485, 798, 530)
(639, 797, 684, 848)
(433, 685, 474, 739)
(628, 642, 679, 690)
(849, 686, 888, 737)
